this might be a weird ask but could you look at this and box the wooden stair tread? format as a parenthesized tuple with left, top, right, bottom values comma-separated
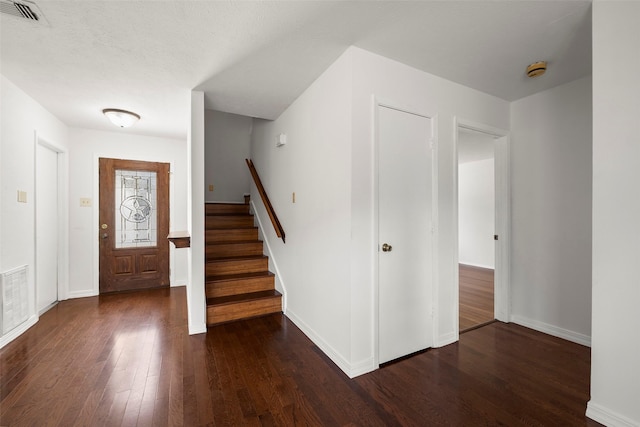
(206, 226, 257, 230)
(207, 271, 274, 282)
(205, 213, 253, 217)
(206, 229, 259, 244)
(206, 239, 262, 245)
(207, 255, 267, 262)
(207, 290, 281, 306)
(205, 203, 248, 209)
(203, 197, 280, 326)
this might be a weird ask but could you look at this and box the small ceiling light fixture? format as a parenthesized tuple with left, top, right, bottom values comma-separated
(526, 61, 547, 78)
(102, 108, 140, 128)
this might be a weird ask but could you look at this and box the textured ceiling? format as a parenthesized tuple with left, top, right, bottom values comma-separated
(0, 1, 592, 140)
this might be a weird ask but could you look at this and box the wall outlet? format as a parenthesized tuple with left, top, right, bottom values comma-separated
(208, 184, 214, 192)
(17, 190, 27, 203)
(80, 197, 92, 207)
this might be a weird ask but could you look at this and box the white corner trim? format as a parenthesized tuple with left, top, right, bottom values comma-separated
(188, 322, 207, 335)
(511, 315, 591, 347)
(350, 358, 377, 378)
(586, 401, 639, 427)
(285, 309, 358, 378)
(0, 315, 38, 350)
(434, 331, 457, 348)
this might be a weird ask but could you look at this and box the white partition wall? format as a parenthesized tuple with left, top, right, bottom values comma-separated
(588, 2, 640, 426)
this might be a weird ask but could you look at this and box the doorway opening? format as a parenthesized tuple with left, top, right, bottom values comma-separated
(35, 135, 68, 314)
(36, 143, 59, 314)
(457, 128, 497, 332)
(455, 120, 510, 334)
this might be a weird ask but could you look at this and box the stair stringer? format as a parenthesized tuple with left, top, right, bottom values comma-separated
(249, 199, 287, 313)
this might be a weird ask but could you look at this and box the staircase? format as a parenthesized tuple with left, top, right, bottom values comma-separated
(205, 199, 282, 326)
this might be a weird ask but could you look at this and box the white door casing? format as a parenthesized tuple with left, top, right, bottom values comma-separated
(377, 105, 435, 364)
(36, 143, 59, 313)
(453, 118, 511, 336)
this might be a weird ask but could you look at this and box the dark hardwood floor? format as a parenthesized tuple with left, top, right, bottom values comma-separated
(0, 287, 600, 426)
(459, 263, 495, 332)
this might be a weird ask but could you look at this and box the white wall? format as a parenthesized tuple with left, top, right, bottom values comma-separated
(187, 91, 207, 335)
(251, 47, 509, 377)
(588, 2, 640, 426)
(204, 110, 252, 203)
(350, 47, 509, 369)
(0, 75, 68, 346)
(251, 50, 353, 372)
(67, 128, 189, 298)
(459, 158, 495, 268)
(510, 76, 592, 346)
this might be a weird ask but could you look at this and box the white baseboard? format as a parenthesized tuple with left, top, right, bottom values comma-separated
(434, 331, 457, 348)
(0, 315, 38, 350)
(67, 289, 98, 299)
(511, 315, 591, 347)
(349, 357, 377, 378)
(286, 309, 371, 378)
(188, 322, 207, 335)
(587, 401, 639, 427)
(38, 301, 58, 316)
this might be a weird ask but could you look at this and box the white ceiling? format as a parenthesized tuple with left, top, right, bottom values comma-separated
(0, 1, 592, 140)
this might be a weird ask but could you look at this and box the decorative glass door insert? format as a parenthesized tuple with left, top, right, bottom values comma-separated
(99, 158, 169, 293)
(115, 170, 157, 248)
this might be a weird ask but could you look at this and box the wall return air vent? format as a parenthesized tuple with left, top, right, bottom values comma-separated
(0, 0, 47, 24)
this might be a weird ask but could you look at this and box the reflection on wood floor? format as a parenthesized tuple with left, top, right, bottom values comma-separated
(459, 263, 494, 332)
(0, 286, 601, 426)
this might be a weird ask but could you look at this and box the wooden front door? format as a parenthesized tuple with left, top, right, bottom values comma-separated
(99, 158, 170, 293)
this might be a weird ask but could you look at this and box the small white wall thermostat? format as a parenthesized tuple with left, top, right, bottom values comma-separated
(276, 133, 287, 147)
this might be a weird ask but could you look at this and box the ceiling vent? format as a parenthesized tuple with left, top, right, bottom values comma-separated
(0, 0, 47, 24)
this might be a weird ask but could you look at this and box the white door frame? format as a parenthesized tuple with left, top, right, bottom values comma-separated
(34, 132, 69, 308)
(373, 97, 439, 367)
(453, 118, 510, 338)
(91, 153, 177, 296)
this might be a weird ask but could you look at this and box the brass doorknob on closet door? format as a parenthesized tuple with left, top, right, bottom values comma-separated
(382, 243, 392, 252)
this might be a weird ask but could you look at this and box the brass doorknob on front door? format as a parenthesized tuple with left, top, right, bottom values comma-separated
(382, 243, 392, 252)
(101, 224, 108, 230)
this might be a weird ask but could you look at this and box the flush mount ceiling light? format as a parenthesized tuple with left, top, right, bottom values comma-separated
(102, 108, 140, 128)
(526, 61, 547, 78)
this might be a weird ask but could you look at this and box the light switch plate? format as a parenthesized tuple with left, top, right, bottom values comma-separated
(209, 184, 214, 191)
(17, 190, 27, 203)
